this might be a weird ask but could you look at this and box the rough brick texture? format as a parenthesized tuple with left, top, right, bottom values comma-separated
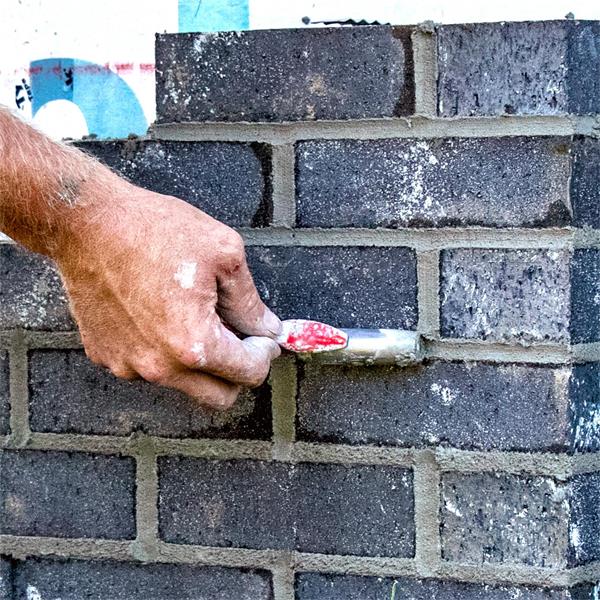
(156, 27, 415, 122)
(298, 361, 577, 452)
(296, 573, 581, 600)
(248, 246, 417, 329)
(570, 363, 600, 453)
(28, 350, 271, 439)
(572, 137, 600, 228)
(0, 352, 8, 435)
(0, 558, 11, 600)
(0, 450, 135, 539)
(159, 457, 414, 557)
(440, 249, 572, 343)
(77, 140, 272, 227)
(571, 249, 600, 344)
(570, 473, 600, 566)
(0, 245, 72, 331)
(296, 137, 571, 228)
(441, 472, 570, 568)
(11, 558, 273, 600)
(438, 21, 600, 116)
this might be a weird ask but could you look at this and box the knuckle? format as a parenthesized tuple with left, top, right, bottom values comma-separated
(208, 390, 239, 411)
(168, 335, 213, 369)
(218, 230, 246, 268)
(135, 361, 171, 384)
(109, 363, 136, 380)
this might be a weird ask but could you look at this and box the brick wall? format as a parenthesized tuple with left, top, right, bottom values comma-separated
(1, 21, 599, 600)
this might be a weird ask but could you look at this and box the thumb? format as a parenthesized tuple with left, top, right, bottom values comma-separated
(217, 254, 282, 338)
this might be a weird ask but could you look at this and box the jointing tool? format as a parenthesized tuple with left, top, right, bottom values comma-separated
(276, 319, 422, 366)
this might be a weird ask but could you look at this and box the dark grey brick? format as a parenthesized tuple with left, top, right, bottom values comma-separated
(156, 27, 415, 123)
(438, 21, 600, 116)
(0, 557, 11, 600)
(294, 463, 414, 557)
(570, 363, 600, 453)
(13, 558, 273, 600)
(296, 573, 576, 600)
(571, 249, 600, 344)
(28, 350, 271, 439)
(76, 140, 271, 227)
(297, 361, 574, 452)
(158, 458, 414, 557)
(572, 137, 600, 229)
(440, 249, 571, 343)
(0, 245, 72, 331)
(248, 246, 417, 329)
(0, 450, 135, 539)
(159, 458, 294, 549)
(570, 473, 600, 566)
(297, 137, 571, 228)
(441, 472, 570, 568)
(0, 352, 8, 435)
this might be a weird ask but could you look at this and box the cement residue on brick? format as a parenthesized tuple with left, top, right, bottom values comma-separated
(296, 137, 571, 228)
(12, 557, 273, 600)
(440, 472, 570, 568)
(76, 139, 271, 227)
(155, 27, 415, 123)
(438, 21, 600, 116)
(440, 248, 572, 343)
(569, 472, 600, 566)
(0, 245, 73, 331)
(0, 449, 136, 539)
(296, 572, 577, 599)
(247, 245, 418, 329)
(0, 351, 8, 435)
(569, 363, 600, 453)
(158, 457, 414, 557)
(297, 361, 574, 452)
(28, 350, 271, 440)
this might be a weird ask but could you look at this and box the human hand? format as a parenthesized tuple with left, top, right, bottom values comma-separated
(53, 177, 281, 409)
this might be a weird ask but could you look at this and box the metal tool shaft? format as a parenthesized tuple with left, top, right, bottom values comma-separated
(299, 329, 422, 366)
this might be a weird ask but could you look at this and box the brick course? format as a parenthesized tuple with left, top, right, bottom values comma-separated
(0, 352, 8, 435)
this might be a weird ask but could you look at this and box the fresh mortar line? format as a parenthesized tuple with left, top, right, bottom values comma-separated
(291, 442, 414, 467)
(152, 437, 273, 461)
(271, 144, 297, 228)
(571, 452, 600, 476)
(24, 330, 82, 349)
(152, 115, 588, 144)
(573, 343, 600, 363)
(293, 553, 417, 578)
(434, 447, 573, 480)
(8, 329, 30, 447)
(424, 339, 573, 365)
(131, 433, 160, 561)
(434, 561, 571, 589)
(573, 228, 600, 248)
(270, 355, 297, 462)
(0, 535, 133, 562)
(272, 553, 296, 600)
(412, 27, 437, 117)
(567, 561, 600, 586)
(157, 542, 282, 570)
(413, 450, 442, 577)
(416, 250, 440, 337)
(239, 227, 574, 251)
(20, 432, 131, 454)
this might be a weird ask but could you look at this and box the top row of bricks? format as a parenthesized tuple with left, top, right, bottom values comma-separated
(155, 21, 600, 123)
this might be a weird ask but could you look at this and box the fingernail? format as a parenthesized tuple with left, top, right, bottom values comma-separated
(263, 308, 283, 337)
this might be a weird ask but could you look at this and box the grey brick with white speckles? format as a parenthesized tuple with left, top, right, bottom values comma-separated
(296, 137, 571, 228)
(440, 249, 572, 343)
(441, 472, 570, 568)
(0, 245, 73, 331)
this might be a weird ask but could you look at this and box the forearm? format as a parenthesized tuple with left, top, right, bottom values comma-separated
(0, 105, 119, 257)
